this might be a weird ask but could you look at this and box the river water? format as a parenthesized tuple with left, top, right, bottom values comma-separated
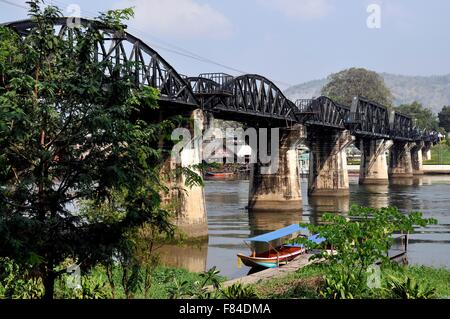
(159, 175, 450, 279)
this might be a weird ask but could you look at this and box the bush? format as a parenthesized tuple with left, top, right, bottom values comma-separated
(220, 283, 258, 299)
(0, 258, 44, 299)
(319, 271, 358, 299)
(168, 266, 223, 299)
(387, 274, 436, 299)
(295, 205, 437, 298)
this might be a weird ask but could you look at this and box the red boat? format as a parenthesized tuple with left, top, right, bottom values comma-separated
(205, 171, 234, 179)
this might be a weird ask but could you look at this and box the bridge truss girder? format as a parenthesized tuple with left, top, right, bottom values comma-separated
(3, 18, 198, 108)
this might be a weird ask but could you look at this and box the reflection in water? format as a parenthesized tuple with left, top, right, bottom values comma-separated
(158, 176, 450, 279)
(306, 195, 349, 224)
(158, 241, 208, 273)
(390, 177, 414, 186)
(356, 184, 389, 209)
(418, 176, 433, 185)
(248, 211, 302, 254)
(248, 211, 301, 235)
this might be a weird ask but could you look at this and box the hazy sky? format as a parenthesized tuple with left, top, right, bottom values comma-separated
(1, 0, 449, 89)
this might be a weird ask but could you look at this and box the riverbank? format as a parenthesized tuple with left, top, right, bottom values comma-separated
(251, 263, 450, 299)
(347, 164, 450, 174)
(48, 262, 450, 299)
(0, 263, 223, 299)
(423, 143, 450, 165)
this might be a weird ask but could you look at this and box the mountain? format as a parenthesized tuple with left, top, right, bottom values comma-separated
(284, 73, 450, 113)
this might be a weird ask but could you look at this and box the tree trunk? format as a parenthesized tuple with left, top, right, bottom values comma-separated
(43, 270, 55, 300)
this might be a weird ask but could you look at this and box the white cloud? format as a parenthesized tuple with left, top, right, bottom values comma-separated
(114, 0, 233, 39)
(260, 0, 332, 19)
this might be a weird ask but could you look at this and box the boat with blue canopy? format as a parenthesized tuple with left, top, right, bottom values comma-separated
(237, 224, 326, 269)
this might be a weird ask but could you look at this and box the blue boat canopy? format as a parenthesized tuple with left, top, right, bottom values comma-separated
(308, 234, 326, 244)
(245, 224, 307, 243)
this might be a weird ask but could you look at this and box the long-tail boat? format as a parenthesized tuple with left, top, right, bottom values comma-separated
(237, 224, 325, 269)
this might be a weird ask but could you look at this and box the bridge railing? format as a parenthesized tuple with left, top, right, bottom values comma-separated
(198, 73, 234, 87)
(187, 74, 234, 96)
(294, 99, 316, 123)
(295, 99, 314, 112)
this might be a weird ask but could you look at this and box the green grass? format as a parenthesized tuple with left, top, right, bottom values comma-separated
(53, 265, 224, 299)
(252, 263, 450, 299)
(383, 265, 450, 298)
(424, 143, 450, 165)
(253, 264, 327, 299)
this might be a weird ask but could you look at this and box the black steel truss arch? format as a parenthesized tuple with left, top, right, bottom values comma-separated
(225, 74, 297, 120)
(1, 18, 439, 143)
(389, 110, 414, 141)
(3, 18, 198, 107)
(347, 96, 390, 139)
(296, 96, 438, 142)
(296, 96, 350, 129)
(189, 73, 298, 124)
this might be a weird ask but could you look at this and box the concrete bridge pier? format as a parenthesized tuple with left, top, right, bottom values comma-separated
(422, 142, 432, 161)
(411, 142, 425, 175)
(163, 109, 207, 238)
(389, 142, 414, 178)
(248, 125, 305, 212)
(359, 139, 393, 185)
(307, 129, 354, 196)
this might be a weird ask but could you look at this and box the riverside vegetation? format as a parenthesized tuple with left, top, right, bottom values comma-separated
(0, 1, 206, 299)
(2, 205, 448, 299)
(423, 140, 450, 165)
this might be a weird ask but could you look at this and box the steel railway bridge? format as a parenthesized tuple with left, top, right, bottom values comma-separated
(3, 18, 441, 236)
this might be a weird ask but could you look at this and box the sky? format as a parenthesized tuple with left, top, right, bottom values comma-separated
(1, 0, 449, 89)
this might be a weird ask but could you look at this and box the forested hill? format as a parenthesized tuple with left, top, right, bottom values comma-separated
(284, 73, 450, 113)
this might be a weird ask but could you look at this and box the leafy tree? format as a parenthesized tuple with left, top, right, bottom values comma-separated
(0, 1, 188, 299)
(396, 101, 439, 131)
(321, 68, 393, 106)
(438, 106, 450, 132)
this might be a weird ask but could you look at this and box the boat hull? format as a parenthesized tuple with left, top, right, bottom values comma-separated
(237, 246, 305, 269)
(205, 172, 235, 180)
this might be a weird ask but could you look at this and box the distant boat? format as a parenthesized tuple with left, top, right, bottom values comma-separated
(237, 224, 325, 269)
(205, 171, 234, 179)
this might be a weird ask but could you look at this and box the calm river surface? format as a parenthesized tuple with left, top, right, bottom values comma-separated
(160, 175, 450, 279)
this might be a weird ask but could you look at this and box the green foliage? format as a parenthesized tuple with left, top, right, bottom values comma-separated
(319, 272, 356, 299)
(77, 275, 112, 299)
(391, 265, 450, 298)
(396, 101, 439, 130)
(295, 205, 437, 297)
(423, 143, 450, 165)
(321, 68, 393, 106)
(254, 262, 449, 299)
(168, 266, 223, 299)
(386, 274, 436, 299)
(438, 106, 450, 132)
(99, 8, 135, 32)
(0, 1, 202, 299)
(0, 258, 44, 299)
(98, 264, 213, 299)
(220, 283, 258, 299)
(165, 267, 258, 299)
(57, 273, 111, 299)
